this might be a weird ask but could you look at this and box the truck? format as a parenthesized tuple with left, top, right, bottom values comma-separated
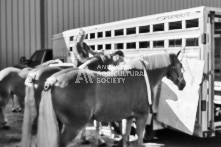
(14, 49, 53, 69)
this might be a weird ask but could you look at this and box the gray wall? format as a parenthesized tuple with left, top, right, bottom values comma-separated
(0, 0, 42, 69)
(1, 0, 221, 69)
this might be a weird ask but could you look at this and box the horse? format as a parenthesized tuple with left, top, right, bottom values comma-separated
(0, 59, 65, 129)
(0, 67, 32, 129)
(21, 54, 123, 147)
(34, 52, 186, 147)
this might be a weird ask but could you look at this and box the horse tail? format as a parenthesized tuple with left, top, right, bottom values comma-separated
(21, 83, 37, 147)
(37, 88, 59, 147)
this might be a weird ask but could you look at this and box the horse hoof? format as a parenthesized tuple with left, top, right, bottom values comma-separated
(11, 108, 16, 112)
(16, 107, 22, 113)
(3, 125, 10, 130)
(80, 139, 90, 145)
(98, 142, 107, 147)
(113, 139, 122, 147)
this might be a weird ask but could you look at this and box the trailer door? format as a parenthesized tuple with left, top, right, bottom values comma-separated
(156, 55, 204, 135)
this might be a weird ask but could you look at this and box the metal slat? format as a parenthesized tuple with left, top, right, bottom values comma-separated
(12, 0, 19, 64)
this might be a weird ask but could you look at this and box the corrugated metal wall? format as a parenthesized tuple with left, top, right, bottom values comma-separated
(0, 0, 42, 69)
(1, 0, 221, 69)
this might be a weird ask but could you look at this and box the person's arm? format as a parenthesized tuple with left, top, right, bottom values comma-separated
(73, 43, 90, 63)
(76, 54, 90, 63)
(87, 47, 103, 56)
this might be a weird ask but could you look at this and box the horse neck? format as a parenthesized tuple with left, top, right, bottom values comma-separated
(147, 67, 168, 88)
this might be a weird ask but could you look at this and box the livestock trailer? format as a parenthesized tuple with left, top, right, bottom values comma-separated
(52, 6, 221, 137)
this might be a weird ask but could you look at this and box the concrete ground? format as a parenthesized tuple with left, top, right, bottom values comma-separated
(1, 102, 221, 147)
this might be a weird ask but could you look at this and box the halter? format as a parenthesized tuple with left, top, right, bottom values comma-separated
(167, 61, 184, 84)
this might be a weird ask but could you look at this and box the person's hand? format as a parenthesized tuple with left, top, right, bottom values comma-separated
(99, 54, 106, 62)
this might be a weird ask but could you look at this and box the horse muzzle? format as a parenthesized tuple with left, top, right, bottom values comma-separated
(178, 79, 186, 90)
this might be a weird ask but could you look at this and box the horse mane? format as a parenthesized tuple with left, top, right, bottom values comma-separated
(129, 52, 172, 70)
(0, 67, 21, 80)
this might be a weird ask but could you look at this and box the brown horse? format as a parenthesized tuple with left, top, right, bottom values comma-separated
(21, 66, 67, 147)
(0, 67, 33, 129)
(35, 52, 186, 147)
(0, 59, 65, 129)
(21, 55, 123, 147)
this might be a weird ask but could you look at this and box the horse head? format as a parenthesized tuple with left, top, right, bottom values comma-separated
(167, 52, 186, 90)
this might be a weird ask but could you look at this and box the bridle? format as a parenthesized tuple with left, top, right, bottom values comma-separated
(167, 59, 184, 84)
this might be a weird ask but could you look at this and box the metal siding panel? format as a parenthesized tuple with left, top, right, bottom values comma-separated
(132, 0, 137, 18)
(217, 0, 221, 7)
(104, 0, 110, 23)
(206, 0, 212, 7)
(89, 0, 95, 25)
(12, 0, 19, 64)
(24, 0, 30, 57)
(158, 0, 164, 14)
(63, 0, 69, 30)
(79, 0, 85, 27)
(0, 0, 1, 68)
(179, 0, 185, 9)
(94, 0, 100, 24)
(171, 0, 177, 11)
(148, 0, 152, 14)
(84, 0, 90, 26)
(69, 0, 74, 29)
(167, 0, 173, 12)
(58, 0, 63, 32)
(18, 0, 25, 58)
(53, 0, 58, 33)
(128, 0, 133, 18)
(212, 0, 218, 7)
(1, 0, 7, 68)
(141, 0, 146, 16)
(175, 0, 180, 10)
(43, 0, 48, 48)
(114, 0, 119, 21)
(123, 0, 128, 19)
(6, 0, 13, 66)
(218, 0, 221, 7)
(74, 0, 79, 27)
(202, 0, 207, 6)
(48, 0, 53, 48)
(36, 0, 41, 49)
(99, 0, 105, 24)
(119, 0, 124, 20)
(137, 0, 142, 17)
(30, 0, 36, 53)
(109, 0, 114, 22)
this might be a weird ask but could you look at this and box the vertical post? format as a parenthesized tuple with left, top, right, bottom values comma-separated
(209, 11, 215, 132)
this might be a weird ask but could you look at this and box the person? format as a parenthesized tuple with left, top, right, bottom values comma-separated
(69, 29, 104, 68)
(78, 50, 125, 71)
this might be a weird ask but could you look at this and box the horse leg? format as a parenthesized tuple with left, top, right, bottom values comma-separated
(80, 127, 90, 144)
(94, 120, 106, 146)
(0, 106, 10, 129)
(11, 95, 16, 112)
(135, 115, 148, 147)
(59, 125, 82, 147)
(122, 118, 133, 147)
(14, 95, 22, 112)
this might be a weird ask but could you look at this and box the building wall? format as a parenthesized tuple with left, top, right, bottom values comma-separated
(1, 0, 221, 69)
(0, 0, 42, 69)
